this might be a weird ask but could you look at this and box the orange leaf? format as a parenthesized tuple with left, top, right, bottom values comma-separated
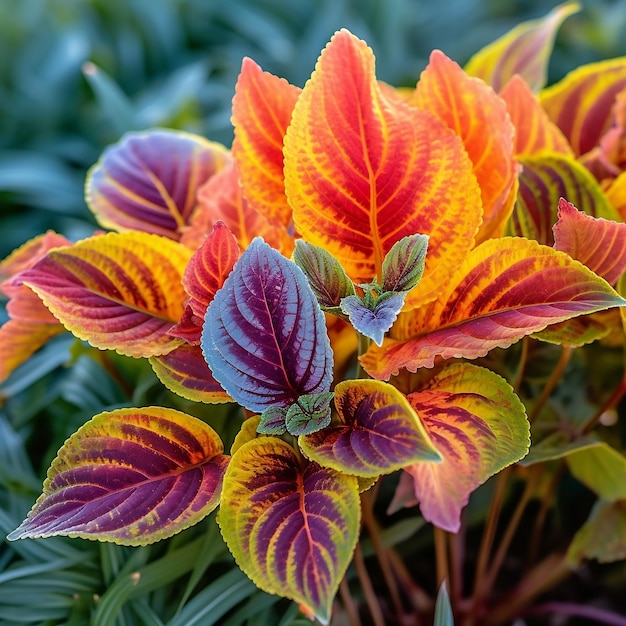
(0, 320, 64, 384)
(362, 237, 626, 379)
(0, 231, 71, 286)
(500, 75, 573, 157)
(284, 30, 482, 308)
(232, 58, 301, 227)
(411, 50, 518, 242)
(184, 164, 293, 256)
(0, 231, 71, 381)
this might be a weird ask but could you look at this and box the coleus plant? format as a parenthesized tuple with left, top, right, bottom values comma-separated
(3, 3, 626, 624)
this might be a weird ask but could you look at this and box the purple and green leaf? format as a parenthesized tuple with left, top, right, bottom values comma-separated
(292, 240, 356, 313)
(8, 407, 229, 545)
(202, 238, 333, 412)
(299, 379, 440, 477)
(285, 392, 335, 436)
(464, 2, 580, 92)
(381, 233, 429, 293)
(510, 153, 620, 245)
(257, 406, 289, 435)
(218, 437, 360, 625)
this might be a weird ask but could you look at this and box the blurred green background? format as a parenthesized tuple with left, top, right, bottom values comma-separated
(1, 0, 626, 262)
(1, 2, 626, 624)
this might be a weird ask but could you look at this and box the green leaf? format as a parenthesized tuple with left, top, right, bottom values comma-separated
(434, 581, 455, 626)
(519, 433, 598, 466)
(82, 62, 139, 136)
(566, 442, 626, 501)
(285, 392, 334, 435)
(257, 406, 289, 435)
(292, 239, 356, 313)
(381, 233, 429, 293)
(567, 499, 626, 566)
(164, 569, 256, 626)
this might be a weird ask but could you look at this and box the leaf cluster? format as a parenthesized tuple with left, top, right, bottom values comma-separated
(3, 2, 626, 625)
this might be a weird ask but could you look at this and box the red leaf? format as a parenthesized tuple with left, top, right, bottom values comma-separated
(171, 221, 240, 344)
(554, 198, 626, 284)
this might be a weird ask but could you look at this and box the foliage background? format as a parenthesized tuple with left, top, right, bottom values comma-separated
(1, 1, 626, 624)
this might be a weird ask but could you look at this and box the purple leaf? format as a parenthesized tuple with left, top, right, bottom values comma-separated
(86, 129, 229, 239)
(202, 238, 333, 412)
(340, 292, 407, 346)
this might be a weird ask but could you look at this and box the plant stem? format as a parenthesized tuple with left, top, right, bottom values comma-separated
(448, 525, 464, 611)
(360, 490, 405, 621)
(480, 470, 537, 595)
(528, 346, 572, 424)
(579, 372, 626, 436)
(386, 548, 431, 620)
(526, 601, 626, 626)
(356, 333, 372, 379)
(353, 543, 386, 626)
(512, 337, 529, 393)
(482, 552, 571, 626)
(339, 578, 362, 626)
(434, 527, 449, 588)
(526, 463, 565, 568)
(466, 468, 509, 626)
